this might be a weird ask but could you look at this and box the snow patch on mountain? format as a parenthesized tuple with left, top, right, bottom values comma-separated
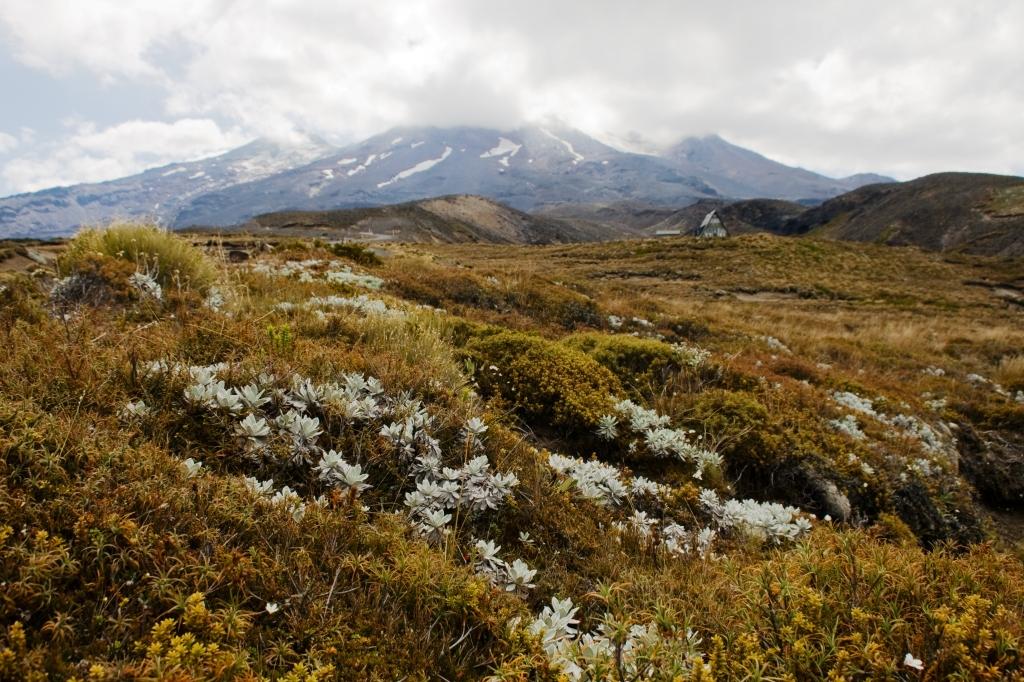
(347, 153, 379, 178)
(480, 137, 522, 160)
(540, 129, 584, 164)
(377, 146, 453, 188)
(336, 158, 358, 166)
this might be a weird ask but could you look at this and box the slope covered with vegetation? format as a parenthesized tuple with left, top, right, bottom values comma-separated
(1, 226, 1023, 680)
(782, 172, 1024, 257)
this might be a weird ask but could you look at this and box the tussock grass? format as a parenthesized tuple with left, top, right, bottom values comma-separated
(996, 354, 1024, 390)
(61, 222, 219, 292)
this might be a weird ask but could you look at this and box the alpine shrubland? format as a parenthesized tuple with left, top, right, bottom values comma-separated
(1, 225, 1023, 680)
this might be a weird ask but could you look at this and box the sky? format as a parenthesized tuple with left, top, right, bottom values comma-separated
(0, 0, 1022, 197)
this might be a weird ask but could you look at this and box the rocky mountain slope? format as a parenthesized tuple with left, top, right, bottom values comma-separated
(782, 172, 1024, 257)
(0, 138, 334, 240)
(0, 125, 890, 238)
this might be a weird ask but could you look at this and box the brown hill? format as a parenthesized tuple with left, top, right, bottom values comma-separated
(782, 172, 1024, 257)
(536, 198, 807, 236)
(215, 194, 628, 244)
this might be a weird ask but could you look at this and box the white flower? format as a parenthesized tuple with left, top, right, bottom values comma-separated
(416, 509, 452, 543)
(271, 486, 306, 522)
(265, 602, 279, 615)
(629, 476, 661, 498)
(475, 539, 502, 566)
(290, 414, 322, 442)
(243, 476, 274, 497)
(236, 414, 271, 440)
(625, 510, 656, 538)
(504, 559, 537, 591)
(182, 458, 203, 478)
(237, 384, 270, 410)
(698, 488, 721, 511)
(596, 415, 618, 440)
(183, 382, 214, 407)
(288, 377, 322, 412)
(695, 527, 716, 557)
(128, 271, 163, 301)
(529, 596, 579, 648)
(903, 653, 924, 671)
(548, 454, 627, 506)
(463, 416, 488, 438)
(213, 384, 243, 413)
(315, 450, 371, 493)
(122, 400, 151, 419)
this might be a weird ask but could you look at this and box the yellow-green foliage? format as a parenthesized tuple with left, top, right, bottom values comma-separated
(61, 222, 218, 292)
(563, 332, 683, 397)
(0, 273, 45, 328)
(466, 330, 621, 430)
(694, 530, 1024, 679)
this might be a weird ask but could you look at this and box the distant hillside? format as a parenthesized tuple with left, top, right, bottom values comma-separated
(782, 172, 1024, 257)
(662, 135, 894, 202)
(536, 197, 808, 236)
(225, 194, 627, 244)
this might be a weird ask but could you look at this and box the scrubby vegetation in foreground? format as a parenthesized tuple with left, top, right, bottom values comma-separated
(1, 226, 1023, 680)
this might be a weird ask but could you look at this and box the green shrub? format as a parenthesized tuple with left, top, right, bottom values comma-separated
(562, 332, 683, 397)
(509, 280, 603, 330)
(61, 223, 218, 293)
(465, 330, 621, 431)
(329, 241, 383, 266)
(0, 274, 45, 328)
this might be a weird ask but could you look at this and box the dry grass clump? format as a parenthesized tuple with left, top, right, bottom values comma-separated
(61, 222, 219, 293)
(996, 353, 1024, 391)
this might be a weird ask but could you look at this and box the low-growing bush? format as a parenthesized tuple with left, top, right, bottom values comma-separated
(465, 330, 621, 431)
(0, 274, 45, 328)
(562, 332, 684, 397)
(328, 241, 383, 267)
(509, 279, 603, 330)
(61, 223, 218, 293)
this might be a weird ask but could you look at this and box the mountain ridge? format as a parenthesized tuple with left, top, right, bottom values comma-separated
(0, 125, 892, 238)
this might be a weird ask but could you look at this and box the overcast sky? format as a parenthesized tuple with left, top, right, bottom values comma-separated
(1, 0, 1021, 196)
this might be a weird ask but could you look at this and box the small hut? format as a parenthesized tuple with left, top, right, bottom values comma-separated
(696, 210, 727, 238)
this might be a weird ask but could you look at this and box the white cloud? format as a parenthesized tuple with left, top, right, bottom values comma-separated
(1, 118, 247, 193)
(0, 132, 17, 154)
(0, 0, 1022, 188)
